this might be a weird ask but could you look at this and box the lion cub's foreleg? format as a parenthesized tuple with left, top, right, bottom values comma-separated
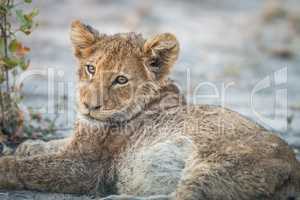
(0, 151, 98, 194)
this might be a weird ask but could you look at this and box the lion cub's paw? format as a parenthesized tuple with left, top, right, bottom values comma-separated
(100, 195, 139, 200)
(100, 195, 171, 200)
(15, 140, 47, 157)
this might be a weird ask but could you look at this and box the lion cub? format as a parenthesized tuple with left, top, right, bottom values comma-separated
(0, 21, 299, 200)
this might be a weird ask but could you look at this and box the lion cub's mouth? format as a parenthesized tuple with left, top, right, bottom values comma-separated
(79, 109, 123, 122)
(89, 110, 115, 120)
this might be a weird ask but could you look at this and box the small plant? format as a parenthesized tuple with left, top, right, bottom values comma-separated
(0, 0, 56, 152)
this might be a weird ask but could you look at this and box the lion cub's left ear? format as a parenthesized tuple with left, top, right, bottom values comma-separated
(70, 20, 100, 58)
(143, 33, 179, 80)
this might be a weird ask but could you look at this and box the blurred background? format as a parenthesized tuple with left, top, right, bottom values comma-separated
(18, 0, 300, 158)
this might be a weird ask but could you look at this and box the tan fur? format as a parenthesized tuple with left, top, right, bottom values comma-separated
(0, 20, 299, 200)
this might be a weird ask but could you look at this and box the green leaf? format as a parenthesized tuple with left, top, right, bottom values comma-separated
(8, 39, 19, 53)
(2, 57, 30, 71)
(16, 10, 32, 34)
(0, 3, 14, 15)
(15, 9, 27, 25)
(0, 5, 7, 15)
(24, 0, 32, 3)
(0, 72, 5, 84)
(21, 28, 32, 35)
(3, 57, 19, 69)
(15, 8, 38, 35)
(19, 58, 30, 70)
(0, 38, 4, 57)
(29, 8, 38, 17)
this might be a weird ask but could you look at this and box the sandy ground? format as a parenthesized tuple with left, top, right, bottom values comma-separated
(2, 0, 300, 199)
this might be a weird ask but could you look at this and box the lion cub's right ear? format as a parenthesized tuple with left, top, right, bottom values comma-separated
(70, 20, 100, 58)
(143, 33, 179, 80)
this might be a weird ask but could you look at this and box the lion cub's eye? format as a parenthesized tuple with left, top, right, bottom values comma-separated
(85, 64, 96, 75)
(114, 75, 128, 85)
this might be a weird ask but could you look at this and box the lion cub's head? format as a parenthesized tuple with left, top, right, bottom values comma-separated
(70, 20, 179, 123)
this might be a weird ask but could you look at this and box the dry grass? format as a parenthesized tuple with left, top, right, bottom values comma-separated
(262, 0, 287, 23)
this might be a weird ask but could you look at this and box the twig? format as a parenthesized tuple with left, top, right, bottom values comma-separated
(3, 0, 9, 93)
(0, 87, 3, 128)
(0, 2, 5, 127)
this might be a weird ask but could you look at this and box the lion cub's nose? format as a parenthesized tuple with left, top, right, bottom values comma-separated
(83, 102, 102, 111)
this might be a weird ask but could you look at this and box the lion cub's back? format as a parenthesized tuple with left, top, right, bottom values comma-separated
(184, 105, 298, 163)
(183, 104, 265, 139)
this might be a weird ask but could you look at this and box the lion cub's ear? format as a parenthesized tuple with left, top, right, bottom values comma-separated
(143, 33, 179, 80)
(70, 20, 100, 58)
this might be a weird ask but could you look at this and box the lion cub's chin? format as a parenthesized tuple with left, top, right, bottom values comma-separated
(78, 109, 130, 125)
